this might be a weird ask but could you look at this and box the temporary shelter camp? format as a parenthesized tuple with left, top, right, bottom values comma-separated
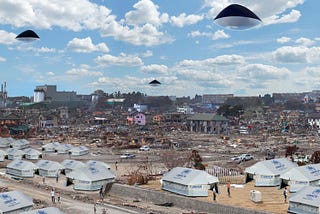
(66, 165, 115, 190)
(36, 160, 65, 177)
(21, 207, 65, 214)
(23, 148, 42, 160)
(69, 146, 89, 156)
(86, 160, 111, 170)
(6, 160, 38, 178)
(10, 139, 30, 150)
(42, 142, 61, 153)
(0, 150, 7, 162)
(280, 164, 320, 192)
(0, 190, 33, 213)
(56, 143, 74, 154)
(6, 148, 24, 160)
(288, 186, 320, 214)
(161, 167, 219, 197)
(245, 158, 298, 186)
(61, 159, 86, 174)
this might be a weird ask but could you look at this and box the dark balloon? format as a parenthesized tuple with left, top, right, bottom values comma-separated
(149, 79, 161, 86)
(15, 30, 40, 41)
(214, 4, 262, 30)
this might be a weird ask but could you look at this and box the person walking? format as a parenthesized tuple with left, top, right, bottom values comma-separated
(50, 189, 55, 203)
(56, 173, 59, 183)
(99, 185, 104, 200)
(283, 187, 288, 203)
(56, 191, 61, 203)
(212, 188, 217, 201)
(94, 203, 97, 214)
(227, 181, 231, 197)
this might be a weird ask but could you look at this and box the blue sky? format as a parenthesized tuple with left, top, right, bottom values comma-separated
(0, 0, 318, 97)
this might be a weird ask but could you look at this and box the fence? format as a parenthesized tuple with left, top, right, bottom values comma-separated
(206, 166, 245, 184)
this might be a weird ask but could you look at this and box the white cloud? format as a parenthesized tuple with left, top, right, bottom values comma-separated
(125, 0, 169, 27)
(66, 64, 103, 77)
(95, 53, 143, 67)
(0, 56, 6, 62)
(273, 46, 320, 63)
(170, 13, 203, 28)
(238, 64, 290, 80)
(263, 9, 301, 25)
(0, 30, 17, 45)
(295, 37, 316, 47)
(142, 50, 153, 57)
(67, 37, 109, 53)
(212, 30, 230, 40)
(140, 64, 168, 74)
(277, 37, 291, 44)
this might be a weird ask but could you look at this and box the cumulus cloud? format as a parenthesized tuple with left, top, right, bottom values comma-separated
(212, 30, 230, 40)
(125, 0, 169, 27)
(140, 64, 168, 74)
(295, 37, 316, 47)
(273, 46, 320, 63)
(238, 64, 290, 80)
(177, 55, 245, 68)
(170, 13, 204, 28)
(0, 56, 6, 62)
(0, 30, 17, 45)
(66, 64, 103, 76)
(277, 37, 291, 44)
(67, 37, 109, 53)
(95, 53, 143, 67)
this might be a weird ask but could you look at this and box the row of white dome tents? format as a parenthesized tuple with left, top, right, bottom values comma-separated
(244, 158, 298, 186)
(0, 137, 30, 149)
(41, 142, 89, 156)
(244, 158, 320, 192)
(0, 148, 42, 161)
(279, 163, 320, 192)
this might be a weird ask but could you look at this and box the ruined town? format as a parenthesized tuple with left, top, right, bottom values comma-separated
(0, 84, 319, 214)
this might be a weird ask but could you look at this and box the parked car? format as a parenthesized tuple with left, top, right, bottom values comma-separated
(240, 154, 254, 161)
(230, 156, 242, 164)
(120, 153, 135, 159)
(139, 145, 151, 151)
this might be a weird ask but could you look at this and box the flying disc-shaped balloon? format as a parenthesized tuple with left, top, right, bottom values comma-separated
(149, 79, 161, 86)
(214, 4, 262, 30)
(15, 30, 40, 41)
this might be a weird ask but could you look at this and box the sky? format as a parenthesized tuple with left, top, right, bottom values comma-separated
(0, 0, 318, 98)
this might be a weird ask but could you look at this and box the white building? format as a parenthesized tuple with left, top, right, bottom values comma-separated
(245, 158, 297, 186)
(161, 167, 219, 197)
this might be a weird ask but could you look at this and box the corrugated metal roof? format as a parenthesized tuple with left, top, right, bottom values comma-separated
(162, 167, 219, 185)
